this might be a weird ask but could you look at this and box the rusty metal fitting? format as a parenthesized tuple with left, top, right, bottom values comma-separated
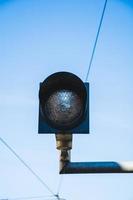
(55, 133, 72, 150)
(60, 150, 71, 162)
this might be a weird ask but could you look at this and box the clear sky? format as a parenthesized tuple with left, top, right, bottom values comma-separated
(0, 0, 133, 199)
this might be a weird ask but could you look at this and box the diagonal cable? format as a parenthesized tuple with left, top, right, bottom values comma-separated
(0, 137, 55, 196)
(85, 0, 108, 81)
(0, 196, 63, 200)
(56, 175, 63, 196)
(6, 195, 54, 200)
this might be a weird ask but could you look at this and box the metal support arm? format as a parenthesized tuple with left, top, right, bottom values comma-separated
(60, 160, 133, 174)
(55, 133, 133, 174)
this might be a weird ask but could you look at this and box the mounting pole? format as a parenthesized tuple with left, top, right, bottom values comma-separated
(55, 133, 72, 172)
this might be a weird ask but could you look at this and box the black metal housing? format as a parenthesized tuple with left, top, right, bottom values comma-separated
(38, 71, 89, 134)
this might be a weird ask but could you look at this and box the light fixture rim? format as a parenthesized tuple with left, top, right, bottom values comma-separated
(39, 71, 87, 130)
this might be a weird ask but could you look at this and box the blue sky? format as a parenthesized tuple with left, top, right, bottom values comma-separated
(0, 0, 133, 199)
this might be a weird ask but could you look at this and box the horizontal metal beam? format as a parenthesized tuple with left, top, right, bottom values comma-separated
(60, 161, 133, 174)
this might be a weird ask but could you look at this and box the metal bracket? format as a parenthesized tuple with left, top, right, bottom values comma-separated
(55, 133, 133, 174)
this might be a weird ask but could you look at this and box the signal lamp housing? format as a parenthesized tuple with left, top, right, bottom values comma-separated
(38, 72, 89, 134)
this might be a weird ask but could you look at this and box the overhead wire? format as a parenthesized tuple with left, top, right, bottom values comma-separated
(4, 195, 54, 200)
(85, 0, 108, 82)
(56, 1, 108, 197)
(55, 1, 108, 197)
(0, 196, 66, 200)
(0, 137, 55, 196)
(0, 198, 60, 200)
(56, 175, 63, 196)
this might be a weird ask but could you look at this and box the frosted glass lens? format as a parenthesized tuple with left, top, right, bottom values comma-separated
(44, 89, 83, 127)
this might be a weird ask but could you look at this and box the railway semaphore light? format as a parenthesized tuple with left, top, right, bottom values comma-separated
(38, 71, 89, 134)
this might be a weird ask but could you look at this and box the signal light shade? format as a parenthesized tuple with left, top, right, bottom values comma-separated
(38, 72, 89, 134)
